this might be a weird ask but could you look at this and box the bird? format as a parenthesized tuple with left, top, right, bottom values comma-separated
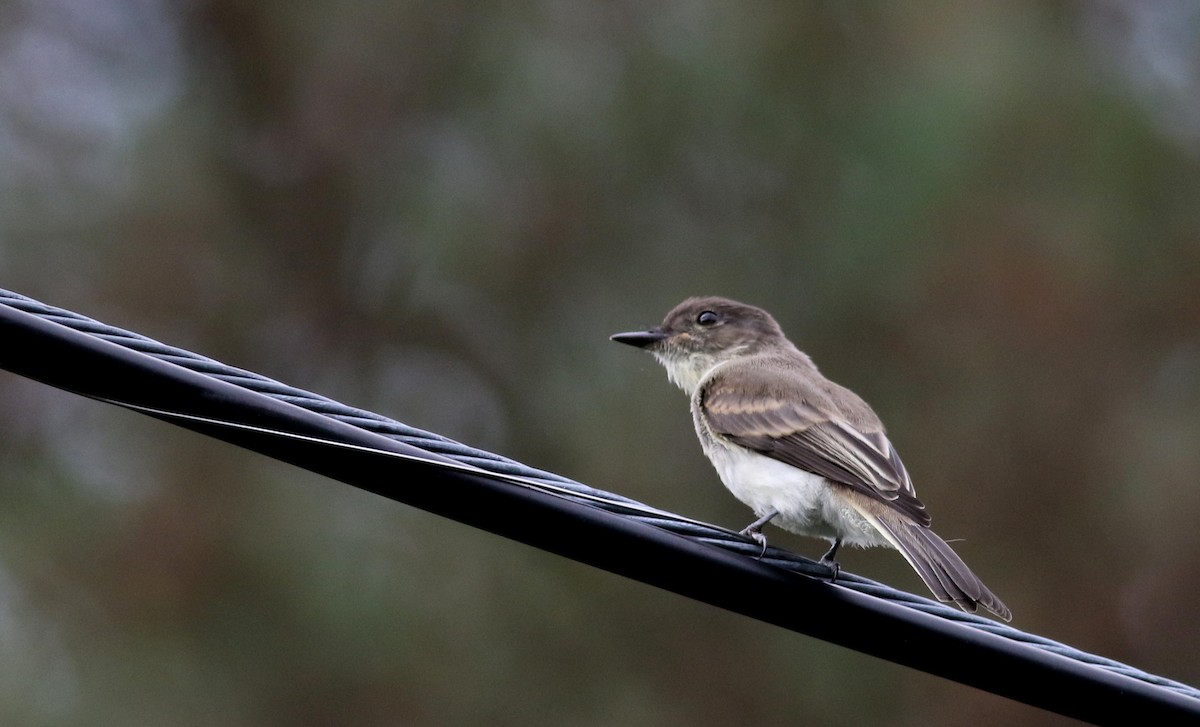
(611, 296, 1011, 621)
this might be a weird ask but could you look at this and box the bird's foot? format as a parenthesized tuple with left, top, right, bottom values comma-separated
(738, 510, 778, 559)
(817, 555, 840, 583)
(739, 528, 768, 558)
(818, 538, 842, 583)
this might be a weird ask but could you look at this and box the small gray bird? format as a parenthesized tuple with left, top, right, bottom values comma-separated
(612, 296, 1011, 621)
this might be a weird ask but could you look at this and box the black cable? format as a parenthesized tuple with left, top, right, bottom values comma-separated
(1, 288, 1198, 725)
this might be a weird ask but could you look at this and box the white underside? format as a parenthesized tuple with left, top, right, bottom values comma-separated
(658, 348, 889, 549)
(704, 441, 888, 549)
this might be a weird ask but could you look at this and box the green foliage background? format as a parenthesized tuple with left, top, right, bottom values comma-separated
(1, 2, 1199, 725)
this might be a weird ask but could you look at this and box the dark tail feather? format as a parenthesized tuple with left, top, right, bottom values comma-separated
(854, 507, 1012, 622)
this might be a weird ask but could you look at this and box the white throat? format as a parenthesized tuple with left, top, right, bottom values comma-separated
(654, 350, 729, 395)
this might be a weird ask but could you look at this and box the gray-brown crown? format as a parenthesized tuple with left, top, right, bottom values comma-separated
(653, 296, 788, 355)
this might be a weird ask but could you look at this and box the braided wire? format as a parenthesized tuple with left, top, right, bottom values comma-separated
(2, 288, 1197, 701)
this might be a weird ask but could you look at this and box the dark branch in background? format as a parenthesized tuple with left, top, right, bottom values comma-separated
(0, 288, 1196, 726)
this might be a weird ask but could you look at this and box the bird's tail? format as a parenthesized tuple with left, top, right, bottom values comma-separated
(852, 504, 1012, 622)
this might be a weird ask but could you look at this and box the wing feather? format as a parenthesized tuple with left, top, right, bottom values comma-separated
(700, 360, 930, 526)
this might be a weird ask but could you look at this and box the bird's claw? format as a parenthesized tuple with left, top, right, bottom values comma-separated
(818, 555, 840, 583)
(817, 537, 842, 583)
(738, 510, 778, 559)
(738, 526, 769, 559)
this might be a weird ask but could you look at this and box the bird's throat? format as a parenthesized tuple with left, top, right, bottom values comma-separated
(655, 351, 724, 395)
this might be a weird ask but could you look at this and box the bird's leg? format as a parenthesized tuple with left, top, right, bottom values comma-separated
(818, 537, 842, 582)
(738, 510, 778, 558)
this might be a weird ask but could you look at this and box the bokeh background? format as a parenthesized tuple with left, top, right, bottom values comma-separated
(1, 1, 1199, 725)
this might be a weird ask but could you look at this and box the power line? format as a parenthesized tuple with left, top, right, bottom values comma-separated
(1, 288, 1197, 725)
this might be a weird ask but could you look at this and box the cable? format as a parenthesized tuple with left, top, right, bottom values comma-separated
(1, 288, 1198, 725)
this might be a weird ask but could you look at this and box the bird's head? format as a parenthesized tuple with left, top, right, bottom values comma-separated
(611, 296, 789, 393)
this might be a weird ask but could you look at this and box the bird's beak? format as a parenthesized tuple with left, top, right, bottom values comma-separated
(610, 328, 669, 348)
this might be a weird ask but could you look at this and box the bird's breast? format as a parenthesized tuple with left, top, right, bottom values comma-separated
(699, 436, 884, 546)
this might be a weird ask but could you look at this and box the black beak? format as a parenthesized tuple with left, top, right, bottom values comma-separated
(610, 328, 668, 348)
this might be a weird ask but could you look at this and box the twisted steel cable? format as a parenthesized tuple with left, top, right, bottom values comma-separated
(1, 288, 1197, 722)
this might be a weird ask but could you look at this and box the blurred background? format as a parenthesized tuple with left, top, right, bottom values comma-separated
(1, 1, 1198, 725)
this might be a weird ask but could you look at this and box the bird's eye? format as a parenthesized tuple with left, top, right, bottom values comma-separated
(697, 311, 719, 326)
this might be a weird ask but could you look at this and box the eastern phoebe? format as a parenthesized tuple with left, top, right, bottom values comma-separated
(612, 296, 1011, 621)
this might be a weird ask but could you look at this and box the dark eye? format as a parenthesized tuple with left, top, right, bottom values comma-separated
(697, 311, 719, 326)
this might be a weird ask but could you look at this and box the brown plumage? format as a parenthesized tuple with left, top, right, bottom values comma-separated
(612, 296, 1011, 621)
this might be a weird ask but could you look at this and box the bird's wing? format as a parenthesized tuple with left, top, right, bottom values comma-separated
(700, 364, 930, 526)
